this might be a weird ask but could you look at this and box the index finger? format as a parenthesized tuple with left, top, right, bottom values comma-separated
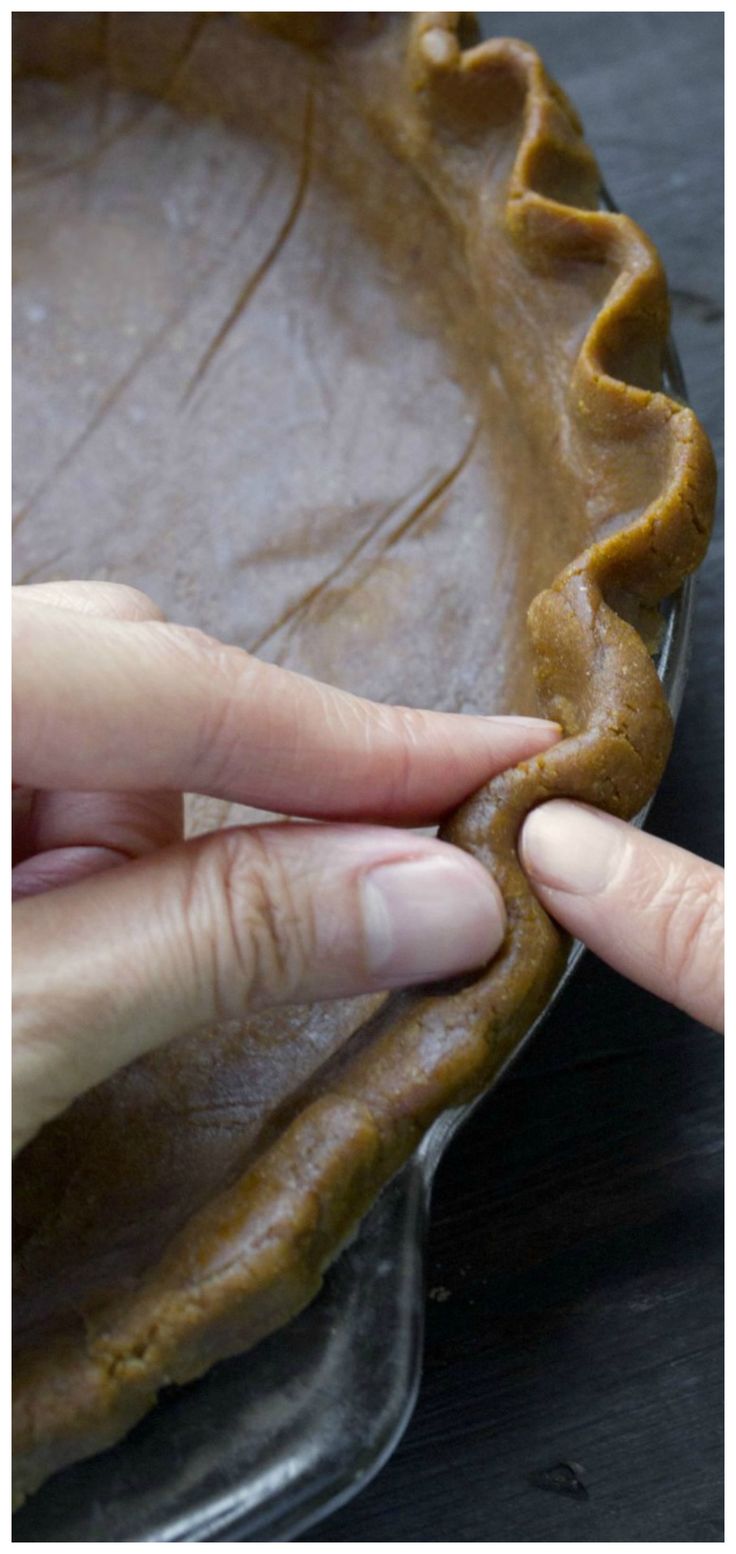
(12, 593, 560, 824)
(520, 800, 724, 1031)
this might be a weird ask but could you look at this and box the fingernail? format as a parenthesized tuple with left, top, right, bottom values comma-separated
(520, 800, 623, 895)
(361, 852, 505, 986)
(484, 716, 561, 736)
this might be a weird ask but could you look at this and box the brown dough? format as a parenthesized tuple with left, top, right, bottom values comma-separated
(12, 12, 715, 1505)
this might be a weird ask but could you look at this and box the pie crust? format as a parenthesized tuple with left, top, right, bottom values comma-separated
(12, 12, 715, 1505)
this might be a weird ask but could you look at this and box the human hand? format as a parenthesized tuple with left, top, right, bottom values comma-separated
(12, 580, 561, 1155)
(520, 800, 724, 1032)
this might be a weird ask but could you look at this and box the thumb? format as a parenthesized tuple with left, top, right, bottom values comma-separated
(519, 800, 724, 1031)
(13, 823, 504, 1154)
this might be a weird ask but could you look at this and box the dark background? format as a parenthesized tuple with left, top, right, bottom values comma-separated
(311, 13, 724, 1542)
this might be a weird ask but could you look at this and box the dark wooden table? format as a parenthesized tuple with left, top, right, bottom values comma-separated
(311, 14, 724, 1542)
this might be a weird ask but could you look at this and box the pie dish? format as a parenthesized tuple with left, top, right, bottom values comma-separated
(12, 11, 715, 1507)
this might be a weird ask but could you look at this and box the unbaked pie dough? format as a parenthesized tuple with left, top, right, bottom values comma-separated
(12, 11, 715, 1504)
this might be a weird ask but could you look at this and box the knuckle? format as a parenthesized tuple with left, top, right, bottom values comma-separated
(367, 702, 429, 813)
(154, 626, 259, 792)
(191, 830, 311, 1017)
(379, 730, 413, 817)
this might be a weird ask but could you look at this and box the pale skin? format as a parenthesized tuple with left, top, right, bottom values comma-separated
(12, 581, 723, 1157)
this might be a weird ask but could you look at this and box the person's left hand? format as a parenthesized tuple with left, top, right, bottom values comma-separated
(13, 580, 560, 1155)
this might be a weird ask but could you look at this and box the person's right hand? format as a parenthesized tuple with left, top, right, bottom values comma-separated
(520, 800, 724, 1032)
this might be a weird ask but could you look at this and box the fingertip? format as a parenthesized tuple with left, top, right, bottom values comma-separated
(474, 713, 563, 763)
(483, 714, 562, 739)
(520, 800, 624, 897)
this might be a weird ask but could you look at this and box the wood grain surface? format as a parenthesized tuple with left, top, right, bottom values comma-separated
(310, 13, 724, 1543)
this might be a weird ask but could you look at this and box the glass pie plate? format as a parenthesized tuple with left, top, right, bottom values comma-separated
(14, 3, 710, 1527)
(12, 301, 696, 1542)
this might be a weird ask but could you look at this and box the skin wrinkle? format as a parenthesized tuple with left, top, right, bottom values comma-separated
(196, 828, 320, 1018)
(183, 637, 268, 800)
(374, 723, 420, 827)
(316, 679, 367, 748)
(168, 834, 241, 1031)
(664, 880, 723, 1015)
(235, 837, 304, 1009)
(627, 853, 723, 1009)
(27, 580, 164, 620)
